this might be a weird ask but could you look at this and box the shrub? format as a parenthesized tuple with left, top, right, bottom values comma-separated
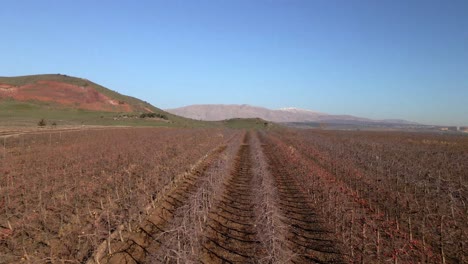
(38, 119, 46, 127)
(140, 113, 168, 120)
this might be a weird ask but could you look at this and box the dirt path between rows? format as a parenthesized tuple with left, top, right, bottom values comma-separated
(200, 133, 267, 263)
(260, 133, 344, 263)
(88, 131, 344, 263)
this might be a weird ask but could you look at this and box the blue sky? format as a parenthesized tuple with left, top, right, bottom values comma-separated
(1, 0, 467, 126)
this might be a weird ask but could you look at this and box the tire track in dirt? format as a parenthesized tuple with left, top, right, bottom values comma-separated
(260, 137, 344, 263)
(88, 142, 231, 264)
(201, 133, 266, 263)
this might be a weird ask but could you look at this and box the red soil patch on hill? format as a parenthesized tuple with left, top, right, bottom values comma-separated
(0, 80, 133, 112)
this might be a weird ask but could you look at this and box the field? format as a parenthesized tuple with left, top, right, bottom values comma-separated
(0, 100, 207, 128)
(0, 127, 466, 263)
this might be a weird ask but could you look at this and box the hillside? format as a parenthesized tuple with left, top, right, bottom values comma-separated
(0, 74, 196, 127)
(0, 74, 161, 113)
(166, 104, 418, 125)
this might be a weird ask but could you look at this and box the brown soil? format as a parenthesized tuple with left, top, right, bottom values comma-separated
(3, 128, 464, 263)
(0, 80, 132, 112)
(200, 135, 266, 263)
(90, 144, 228, 264)
(86, 131, 345, 263)
(262, 142, 344, 263)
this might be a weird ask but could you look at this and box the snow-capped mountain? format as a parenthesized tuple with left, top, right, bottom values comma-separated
(166, 104, 418, 125)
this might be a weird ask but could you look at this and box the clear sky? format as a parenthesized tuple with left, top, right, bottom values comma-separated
(1, 0, 467, 126)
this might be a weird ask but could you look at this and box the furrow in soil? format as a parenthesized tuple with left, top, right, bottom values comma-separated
(91, 144, 228, 264)
(201, 139, 265, 263)
(261, 141, 344, 263)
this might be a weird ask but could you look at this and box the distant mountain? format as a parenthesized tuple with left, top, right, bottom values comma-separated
(166, 104, 419, 125)
(0, 74, 161, 113)
(166, 104, 308, 122)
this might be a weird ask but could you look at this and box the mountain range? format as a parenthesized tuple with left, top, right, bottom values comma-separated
(166, 104, 418, 125)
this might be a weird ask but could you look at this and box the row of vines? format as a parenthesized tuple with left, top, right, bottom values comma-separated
(267, 129, 467, 263)
(0, 127, 237, 263)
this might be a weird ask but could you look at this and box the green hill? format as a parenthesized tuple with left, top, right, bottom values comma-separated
(0, 74, 202, 127)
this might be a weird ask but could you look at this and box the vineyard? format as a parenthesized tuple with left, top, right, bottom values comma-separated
(0, 127, 466, 263)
